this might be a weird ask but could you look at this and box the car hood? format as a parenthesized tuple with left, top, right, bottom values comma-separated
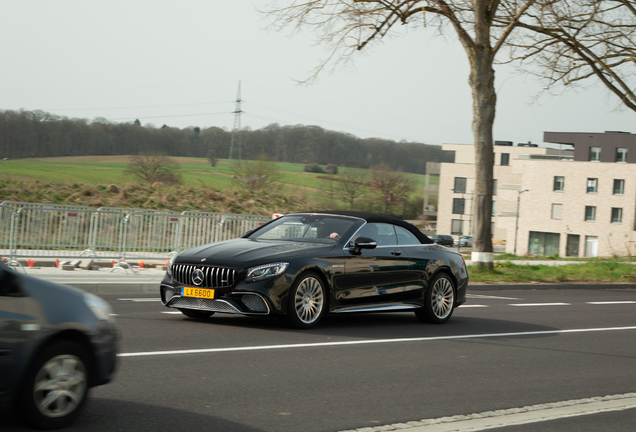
(175, 238, 337, 268)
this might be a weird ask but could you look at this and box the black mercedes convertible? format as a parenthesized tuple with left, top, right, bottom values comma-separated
(160, 211, 468, 329)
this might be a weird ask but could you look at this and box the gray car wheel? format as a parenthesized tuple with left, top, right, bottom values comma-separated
(287, 272, 326, 329)
(415, 273, 455, 324)
(19, 340, 90, 429)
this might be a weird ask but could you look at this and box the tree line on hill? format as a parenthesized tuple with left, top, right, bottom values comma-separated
(0, 109, 452, 174)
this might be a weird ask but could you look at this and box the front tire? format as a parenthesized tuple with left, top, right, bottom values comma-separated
(415, 273, 455, 324)
(18, 340, 91, 430)
(179, 309, 215, 319)
(287, 272, 326, 329)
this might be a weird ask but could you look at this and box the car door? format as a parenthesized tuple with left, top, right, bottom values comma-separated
(0, 266, 25, 395)
(335, 223, 412, 305)
(394, 226, 431, 294)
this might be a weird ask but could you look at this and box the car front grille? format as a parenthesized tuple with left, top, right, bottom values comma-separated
(171, 264, 237, 288)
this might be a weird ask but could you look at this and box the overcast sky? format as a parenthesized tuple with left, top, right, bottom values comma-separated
(1, 1, 633, 149)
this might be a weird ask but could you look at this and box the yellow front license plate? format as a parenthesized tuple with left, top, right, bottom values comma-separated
(182, 287, 215, 299)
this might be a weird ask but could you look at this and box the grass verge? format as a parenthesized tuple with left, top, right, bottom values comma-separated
(469, 260, 636, 284)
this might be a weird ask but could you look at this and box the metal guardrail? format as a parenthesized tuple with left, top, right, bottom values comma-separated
(1, 202, 272, 274)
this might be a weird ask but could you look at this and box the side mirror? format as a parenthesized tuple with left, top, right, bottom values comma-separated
(350, 237, 377, 254)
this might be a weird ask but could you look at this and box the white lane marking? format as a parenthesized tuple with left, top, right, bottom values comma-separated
(509, 303, 571, 307)
(587, 301, 636, 305)
(460, 305, 489, 308)
(118, 298, 159, 302)
(118, 325, 636, 357)
(162, 311, 182, 314)
(467, 294, 521, 300)
(336, 393, 636, 432)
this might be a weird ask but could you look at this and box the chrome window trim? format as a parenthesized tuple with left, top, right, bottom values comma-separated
(343, 221, 405, 250)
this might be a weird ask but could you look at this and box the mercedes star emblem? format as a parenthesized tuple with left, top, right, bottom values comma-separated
(192, 269, 205, 286)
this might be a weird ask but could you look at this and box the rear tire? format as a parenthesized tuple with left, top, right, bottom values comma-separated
(179, 309, 215, 319)
(415, 273, 455, 324)
(18, 340, 91, 430)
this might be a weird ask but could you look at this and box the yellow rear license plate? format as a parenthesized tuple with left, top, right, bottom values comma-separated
(182, 287, 215, 299)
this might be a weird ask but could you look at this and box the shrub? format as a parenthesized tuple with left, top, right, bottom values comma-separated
(324, 164, 338, 174)
(304, 163, 325, 173)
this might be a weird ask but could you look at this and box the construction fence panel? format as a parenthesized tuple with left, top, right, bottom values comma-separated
(179, 214, 219, 250)
(0, 205, 16, 260)
(12, 208, 123, 260)
(85, 210, 127, 258)
(5, 204, 273, 264)
(216, 215, 271, 242)
(180, 211, 271, 243)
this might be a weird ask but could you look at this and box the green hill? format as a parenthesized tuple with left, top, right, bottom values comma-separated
(0, 156, 438, 218)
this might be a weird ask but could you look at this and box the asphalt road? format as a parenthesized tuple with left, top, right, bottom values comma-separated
(3, 287, 636, 432)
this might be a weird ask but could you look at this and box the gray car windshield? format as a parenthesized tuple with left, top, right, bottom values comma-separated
(250, 215, 356, 242)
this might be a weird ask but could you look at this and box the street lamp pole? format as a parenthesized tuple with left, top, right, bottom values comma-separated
(514, 189, 529, 256)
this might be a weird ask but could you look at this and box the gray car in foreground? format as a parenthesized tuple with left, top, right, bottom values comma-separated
(0, 262, 118, 429)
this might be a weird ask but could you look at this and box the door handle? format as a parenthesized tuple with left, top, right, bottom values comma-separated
(390, 250, 401, 256)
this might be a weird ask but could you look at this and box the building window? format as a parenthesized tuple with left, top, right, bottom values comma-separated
(616, 148, 627, 163)
(566, 234, 580, 257)
(551, 203, 563, 220)
(501, 153, 510, 166)
(453, 177, 466, 193)
(611, 208, 623, 223)
(589, 146, 601, 161)
(553, 176, 564, 192)
(451, 219, 464, 235)
(492, 201, 496, 217)
(613, 179, 625, 195)
(587, 178, 598, 193)
(585, 206, 596, 222)
(528, 231, 560, 256)
(493, 179, 497, 195)
(452, 198, 465, 215)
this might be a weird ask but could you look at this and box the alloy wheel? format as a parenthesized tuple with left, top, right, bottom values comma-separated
(294, 276, 324, 324)
(430, 276, 454, 319)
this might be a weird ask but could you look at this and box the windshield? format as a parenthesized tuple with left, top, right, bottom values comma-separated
(249, 215, 357, 242)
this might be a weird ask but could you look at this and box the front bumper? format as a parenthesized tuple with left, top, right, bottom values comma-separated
(160, 284, 272, 316)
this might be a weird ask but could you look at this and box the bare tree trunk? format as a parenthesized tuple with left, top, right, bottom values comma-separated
(466, 18, 496, 269)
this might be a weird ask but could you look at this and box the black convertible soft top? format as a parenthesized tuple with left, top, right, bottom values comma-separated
(298, 210, 433, 245)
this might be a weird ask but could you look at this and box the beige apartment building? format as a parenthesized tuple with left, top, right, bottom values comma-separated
(437, 131, 636, 257)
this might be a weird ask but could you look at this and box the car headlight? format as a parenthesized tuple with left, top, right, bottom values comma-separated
(246, 262, 289, 282)
(167, 253, 179, 276)
(84, 293, 115, 321)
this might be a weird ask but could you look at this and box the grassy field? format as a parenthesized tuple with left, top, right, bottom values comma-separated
(0, 156, 436, 202)
(0, 156, 439, 216)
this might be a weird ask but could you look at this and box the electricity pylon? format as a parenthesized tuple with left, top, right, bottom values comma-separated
(228, 81, 243, 161)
